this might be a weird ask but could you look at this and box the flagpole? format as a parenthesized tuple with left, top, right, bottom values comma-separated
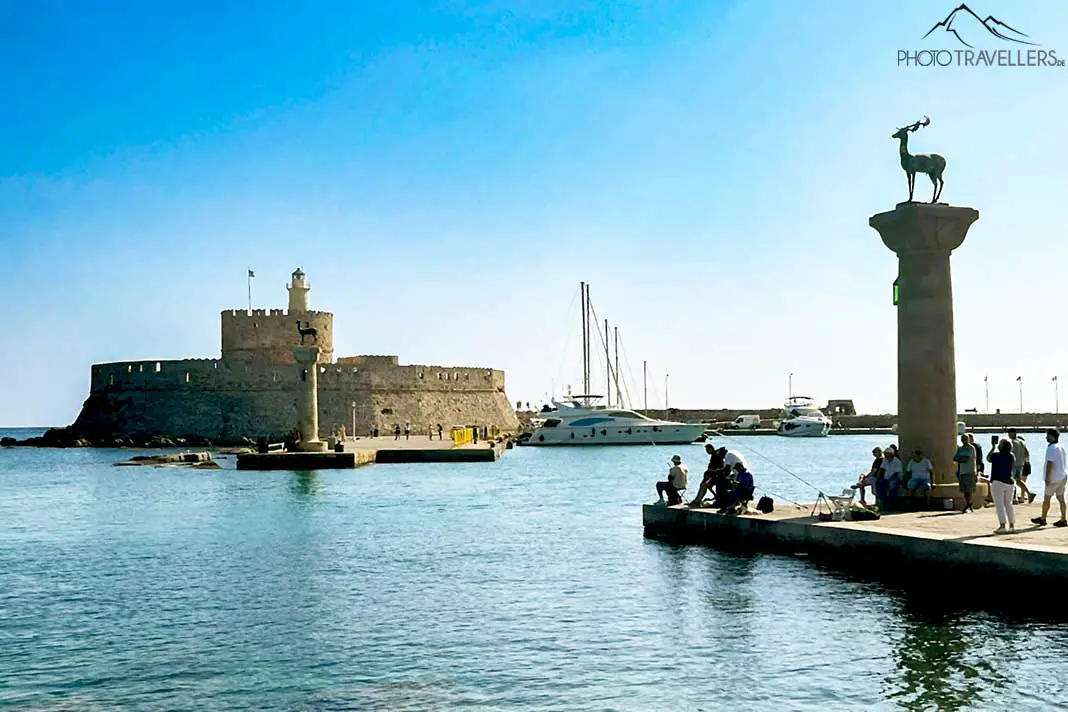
(247, 268, 252, 312)
(984, 375, 989, 413)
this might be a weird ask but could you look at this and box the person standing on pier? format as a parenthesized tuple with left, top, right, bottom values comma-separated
(393, 424, 401, 440)
(1008, 429, 1034, 504)
(404, 421, 411, 440)
(437, 423, 443, 440)
(987, 438, 1016, 534)
(656, 455, 688, 506)
(953, 436, 977, 513)
(1032, 429, 1068, 527)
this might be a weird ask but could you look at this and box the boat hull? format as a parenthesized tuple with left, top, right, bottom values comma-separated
(518, 423, 705, 446)
(776, 420, 830, 438)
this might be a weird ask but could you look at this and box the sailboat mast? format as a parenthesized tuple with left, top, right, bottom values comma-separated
(643, 360, 648, 413)
(580, 282, 590, 398)
(613, 326, 620, 408)
(604, 318, 610, 407)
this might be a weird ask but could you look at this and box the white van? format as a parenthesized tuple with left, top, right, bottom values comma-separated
(729, 414, 761, 430)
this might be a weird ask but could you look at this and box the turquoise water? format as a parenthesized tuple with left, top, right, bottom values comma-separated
(2, 430, 1067, 711)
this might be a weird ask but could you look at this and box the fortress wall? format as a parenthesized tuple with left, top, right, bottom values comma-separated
(220, 309, 334, 364)
(336, 355, 399, 367)
(75, 359, 519, 441)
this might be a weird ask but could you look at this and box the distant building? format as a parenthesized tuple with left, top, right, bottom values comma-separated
(823, 399, 857, 416)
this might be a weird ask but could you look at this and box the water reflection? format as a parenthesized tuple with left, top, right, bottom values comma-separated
(885, 600, 1008, 711)
(290, 470, 320, 497)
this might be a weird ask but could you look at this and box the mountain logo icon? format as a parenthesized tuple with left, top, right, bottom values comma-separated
(923, 3, 1037, 48)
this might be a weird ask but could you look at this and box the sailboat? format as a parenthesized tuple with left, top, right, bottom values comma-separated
(517, 283, 705, 446)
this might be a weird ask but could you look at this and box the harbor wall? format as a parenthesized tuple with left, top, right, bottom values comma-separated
(72, 358, 519, 442)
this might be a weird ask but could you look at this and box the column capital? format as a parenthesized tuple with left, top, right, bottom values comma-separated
(869, 203, 979, 256)
(293, 345, 321, 365)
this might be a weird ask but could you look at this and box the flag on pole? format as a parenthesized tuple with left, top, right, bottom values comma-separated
(1055, 376, 1059, 382)
(1017, 376, 1022, 382)
(248, 269, 255, 278)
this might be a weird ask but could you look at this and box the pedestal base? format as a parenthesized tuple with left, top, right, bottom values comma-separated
(297, 439, 328, 453)
(927, 482, 990, 510)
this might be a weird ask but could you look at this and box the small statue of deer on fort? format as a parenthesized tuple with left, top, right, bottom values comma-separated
(296, 320, 318, 345)
(892, 116, 946, 203)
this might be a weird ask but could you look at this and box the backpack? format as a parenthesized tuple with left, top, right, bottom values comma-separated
(756, 496, 774, 514)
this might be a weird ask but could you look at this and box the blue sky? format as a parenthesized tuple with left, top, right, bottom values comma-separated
(2, 0, 1067, 426)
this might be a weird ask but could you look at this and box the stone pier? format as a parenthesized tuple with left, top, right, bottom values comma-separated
(869, 202, 979, 504)
(293, 345, 327, 453)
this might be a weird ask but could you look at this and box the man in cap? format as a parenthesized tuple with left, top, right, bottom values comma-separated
(656, 454, 689, 505)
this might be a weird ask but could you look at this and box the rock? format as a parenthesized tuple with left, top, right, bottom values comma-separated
(114, 451, 215, 467)
(191, 460, 222, 469)
(0, 437, 16, 447)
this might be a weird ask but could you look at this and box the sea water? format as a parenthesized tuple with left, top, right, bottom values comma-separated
(2, 430, 1067, 711)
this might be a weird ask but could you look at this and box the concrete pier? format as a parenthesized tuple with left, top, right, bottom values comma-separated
(236, 436, 507, 469)
(643, 502, 1068, 581)
(870, 203, 979, 504)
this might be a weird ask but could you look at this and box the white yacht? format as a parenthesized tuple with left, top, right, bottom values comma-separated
(517, 395, 706, 446)
(775, 396, 831, 438)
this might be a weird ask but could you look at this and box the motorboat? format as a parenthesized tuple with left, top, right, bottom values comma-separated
(775, 396, 831, 438)
(517, 394, 706, 446)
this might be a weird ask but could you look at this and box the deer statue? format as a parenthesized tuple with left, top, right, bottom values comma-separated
(295, 320, 318, 345)
(892, 116, 946, 203)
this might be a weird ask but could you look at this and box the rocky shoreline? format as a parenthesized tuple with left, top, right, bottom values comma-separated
(0, 426, 259, 450)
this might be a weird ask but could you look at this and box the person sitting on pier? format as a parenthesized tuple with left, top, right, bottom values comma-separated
(905, 448, 934, 508)
(719, 461, 755, 514)
(688, 445, 748, 508)
(851, 447, 883, 506)
(876, 445, 903, 510)
(656, 454, 689, 506)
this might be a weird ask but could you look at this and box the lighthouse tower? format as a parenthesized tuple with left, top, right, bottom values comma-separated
(287, 267, 310, 313)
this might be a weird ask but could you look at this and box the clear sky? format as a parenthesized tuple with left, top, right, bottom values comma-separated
(2, 0, 1067, 426)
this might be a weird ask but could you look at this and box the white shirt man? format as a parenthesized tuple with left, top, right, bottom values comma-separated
(724, 450, 750, 473)
(1034, 429, 1068, 527)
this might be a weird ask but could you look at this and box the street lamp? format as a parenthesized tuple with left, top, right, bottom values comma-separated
(351, 401, 356, 439)
(1017, 376, 1023, 414)
(1055, 376, 1059, 415)
(788, 372, 793, 400)
(665, 373, 670, 410)
(984, 375, 989, 413)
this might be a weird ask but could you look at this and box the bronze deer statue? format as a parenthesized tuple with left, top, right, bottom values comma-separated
(892, 116, 946, 203)
(296, 320, 318, 345)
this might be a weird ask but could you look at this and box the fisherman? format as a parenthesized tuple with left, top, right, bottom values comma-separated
(688, 444, 749, 508)
(656, 454, 689, 506)
(719, 461, 756, 514)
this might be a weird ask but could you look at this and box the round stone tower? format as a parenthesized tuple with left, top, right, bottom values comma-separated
(288, 268, 310, 313)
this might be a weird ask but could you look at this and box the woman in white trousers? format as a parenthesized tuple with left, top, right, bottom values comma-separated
(987, 438, 1017, 534)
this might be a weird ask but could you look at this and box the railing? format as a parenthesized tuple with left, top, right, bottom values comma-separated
(451, 427, 474, 446)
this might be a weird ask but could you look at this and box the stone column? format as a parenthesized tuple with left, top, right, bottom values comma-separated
(869, 202, 979, 504)
(293, 345, 327, 452)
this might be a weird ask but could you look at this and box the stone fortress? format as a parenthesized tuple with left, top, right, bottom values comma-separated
(69, 269, 520, 443)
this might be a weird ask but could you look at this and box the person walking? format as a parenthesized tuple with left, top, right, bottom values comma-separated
(1008, 428, 1034, 504)
(404, 421, 411, 440)
(437, 423, 444, 441)
(987, 438, 1016, 534)
(1032, 429, 1068, 527)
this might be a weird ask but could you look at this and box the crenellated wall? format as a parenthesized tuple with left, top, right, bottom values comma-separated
(72, 356, 518, 441)
(220, 309, 334, 364)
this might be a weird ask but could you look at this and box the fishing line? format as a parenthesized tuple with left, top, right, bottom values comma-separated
(708, 428, 825, 497)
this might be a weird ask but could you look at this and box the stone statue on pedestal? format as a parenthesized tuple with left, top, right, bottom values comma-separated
(892, 116, 946, 203)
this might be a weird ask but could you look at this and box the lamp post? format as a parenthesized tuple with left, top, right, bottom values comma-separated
(1017, 376, 1023, 414)
(984, 375, 989, 413)
(351, 401, 356, 439)
(788, 372, 793, 400)
(1055, 376, 1059, 415)
(665, 373, 670, 410)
